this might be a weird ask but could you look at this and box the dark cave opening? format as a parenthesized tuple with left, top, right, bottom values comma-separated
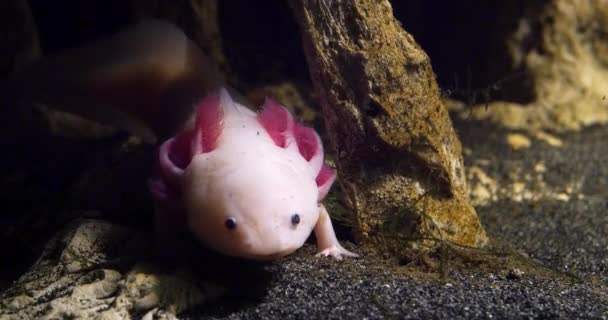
(24, 0, 539, 105)
(391, 0, 538, 105)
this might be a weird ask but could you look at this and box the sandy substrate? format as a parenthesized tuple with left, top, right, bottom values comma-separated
(1, 118, 607, 319)
(180, 119, 608, 319)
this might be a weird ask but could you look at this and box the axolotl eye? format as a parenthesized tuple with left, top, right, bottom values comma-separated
(291, 213, 300, 226)
(225, 217, 237, 230)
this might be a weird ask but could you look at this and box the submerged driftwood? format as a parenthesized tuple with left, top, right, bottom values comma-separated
(289, 0, 487, 253)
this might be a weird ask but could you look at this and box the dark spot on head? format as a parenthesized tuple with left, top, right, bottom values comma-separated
(291, 213, 300, 226)
(225, 217, 237, 230)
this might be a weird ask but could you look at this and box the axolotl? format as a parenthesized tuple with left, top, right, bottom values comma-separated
(6, 19, 357, 260)
(148, 88, 358, 260)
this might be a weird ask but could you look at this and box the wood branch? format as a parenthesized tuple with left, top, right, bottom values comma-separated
(289, 0, 487, 254)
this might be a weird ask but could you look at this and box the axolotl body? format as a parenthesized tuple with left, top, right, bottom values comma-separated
(148, 88, 357, 260)
(7, 19, 357, 261)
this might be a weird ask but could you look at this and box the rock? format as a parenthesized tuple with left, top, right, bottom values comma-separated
(506, 133, 531, 150)
(289, 0, 487, 256)
(65, 136, 155, 218)
(467, 166, 498, 206)
(462, 0, 608, 132)
(506, 268, 525, 281)
(0, 220, 221, 319)
(534, 131, 563, 148)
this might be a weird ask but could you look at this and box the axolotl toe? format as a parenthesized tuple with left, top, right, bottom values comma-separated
(148, 88, 358, 261)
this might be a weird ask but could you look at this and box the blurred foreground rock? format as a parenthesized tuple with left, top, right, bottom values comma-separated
(289, 0, 487, 255)
(462, 0, 608, 131)
(0, 220, 220, 320)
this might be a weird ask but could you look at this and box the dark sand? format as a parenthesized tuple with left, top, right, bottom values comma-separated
(183, 119, 608, 319)
(1, 119, 606, 319)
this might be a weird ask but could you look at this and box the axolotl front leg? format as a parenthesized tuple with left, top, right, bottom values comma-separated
(258, 97, 359, 260)
(314, 204, 359, 260)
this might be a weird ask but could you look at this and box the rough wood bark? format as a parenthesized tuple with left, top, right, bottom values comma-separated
(289, 0, 487, 253)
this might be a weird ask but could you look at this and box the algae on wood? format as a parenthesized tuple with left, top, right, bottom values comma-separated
(289, 0, 487, 254)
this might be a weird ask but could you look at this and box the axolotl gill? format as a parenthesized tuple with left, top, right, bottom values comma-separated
(149, 88, 358, 261)
(6, 19, 357, 261)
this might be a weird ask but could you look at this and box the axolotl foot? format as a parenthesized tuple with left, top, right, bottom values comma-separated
(314, 205, 359, 261)
(315, 245, 359, 261)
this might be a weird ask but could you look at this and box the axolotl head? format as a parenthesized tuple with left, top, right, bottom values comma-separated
(149, 89, 337, 260)
(183, 152, 321, 260)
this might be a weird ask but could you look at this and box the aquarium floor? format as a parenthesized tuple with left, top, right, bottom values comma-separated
(2, 118, 607, 319)
(179, 120, 608, 319)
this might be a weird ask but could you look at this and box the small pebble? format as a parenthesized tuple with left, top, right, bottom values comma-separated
(506, 268, 524, 280)
(506, 133, 531, 150)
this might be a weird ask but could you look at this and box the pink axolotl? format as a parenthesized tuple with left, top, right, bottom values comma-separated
(149, 88, 357, 260)
(7, 20, 357, 261)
